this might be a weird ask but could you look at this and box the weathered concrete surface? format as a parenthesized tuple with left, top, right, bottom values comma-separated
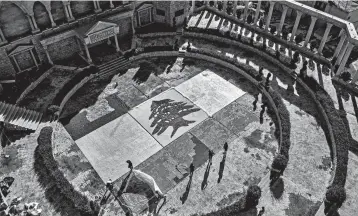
(75, 113, 162, 182)
(175, 70, 246, 116)
(129, 88, 208, 147)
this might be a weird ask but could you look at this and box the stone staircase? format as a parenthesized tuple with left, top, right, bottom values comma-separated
(97, 56, 130, 77)
(0, 102, 43, 131)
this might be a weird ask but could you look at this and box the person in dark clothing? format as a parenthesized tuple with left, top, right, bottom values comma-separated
(189, 163, 195, 176)
(224, 142, 228, 152)
(258, 207, 265, 216)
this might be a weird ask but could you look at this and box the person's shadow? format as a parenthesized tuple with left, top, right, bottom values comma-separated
(201, 150, 214, 190)
(218, 143, 228, 183)
(180, 163, 194, 204)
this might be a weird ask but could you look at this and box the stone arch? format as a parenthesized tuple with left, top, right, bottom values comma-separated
(70, 0, 95, 19)
(98, 1, 110, 11)
(33, 1, 51, 30)
(51, 1, 66, 25)
(0, 2, 32, 40)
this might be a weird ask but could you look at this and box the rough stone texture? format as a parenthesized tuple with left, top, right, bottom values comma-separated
(0, 48, 16, 78)
(70, 1, 95, 19)
(75, 113, 163, 182)
(0, 2, 31, 39)
(129, 88, 208, 147)
(33, 2, 51, 30)
(14, 50, 35, 70)
(50, 1, 66, 24)
(175, 70, 246, 116)
(47, 36, 79, 61)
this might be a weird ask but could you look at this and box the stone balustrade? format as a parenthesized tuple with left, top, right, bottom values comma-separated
(190, 0, 358, 76)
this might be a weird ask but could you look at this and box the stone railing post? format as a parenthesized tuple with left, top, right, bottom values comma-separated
(0, 27, 7, 44)
(333, 31, 347, 58)
(43, 45, 53, 65)
(254, 0, 262, 25)
(265, 2, 275, 32)
(290, 11, 302, 42)
(336, 40, 349, 65)
(303, 16, 317, 47)
(337, 42, 354, 75)
(318, 23, 333, 54)
(243, 1, 249, 21)
(277, 5, 288, 36)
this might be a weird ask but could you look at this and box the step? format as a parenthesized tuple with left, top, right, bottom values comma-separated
(27, 112, 40, 131)
(0, 102, 7, 114)
(99, 62, 130, 75)
(99, 65, 130, 77)
(98, 58, 128, 71)
(0, 103, 10, 121)
(22, 110, 35, 130)
(98, 57, 127, 69)
(2, 104, 15, 122)
(4, 106, 20, 123)
(11, 108, 26, 126)
(18, 110, 32, 128)
(33, 113, 43, 130)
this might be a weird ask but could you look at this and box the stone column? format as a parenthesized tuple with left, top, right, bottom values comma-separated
(214, 0, 218, 8)
(190, 0, 195, 14)
(303, 16, 317, 47)
(290, 11, 302, 41)
(337, 42, 354, 75)
(243, 1, 249, 21)
(0, 27, 7, 44)
(277, 5, 288, 35)
(223, 1, 227, 13)
(265, 2, 275, 32)
(27, 15, 40, 33)
(114, 35, 120, 52)
(11, 56, 21, 72)
(93, 0, 102, 13)
(109, 0, 114, 8)
(30, 49, 39, 67)
(318, 23, 333, 54)
(63, 2, 75, 22)
(352, 69, 358, 83)
(43, 45, 53, 65)
(254, 0, 262, 25)
(84, 43, 92, 63)
(48, 11, 56, 27)
(336, 40, 349, 65)
(233, 0, 238, 17)
(333, 32, 347, 58)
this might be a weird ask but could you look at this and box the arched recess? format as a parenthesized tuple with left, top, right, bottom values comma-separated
(99, 1, 110, 11)
(70, 1, 95, 19)
(0, 3, 31, 40)
(51, 1, 66, 25)
(33, 1, 51, 30)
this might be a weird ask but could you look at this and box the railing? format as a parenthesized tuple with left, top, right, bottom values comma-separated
(193, 0, 358, 75)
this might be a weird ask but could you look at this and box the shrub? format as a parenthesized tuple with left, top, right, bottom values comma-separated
(325, 186, 346, 207)
(272, 154, 288, 171)
(339, 71, 352, 82)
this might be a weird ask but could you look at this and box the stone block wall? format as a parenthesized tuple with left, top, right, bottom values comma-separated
(15, 51, 35, 71)
(51, 1, 66, 25)
(153, 1, 171, 25)
(47, 36, 79, 61)
(70, 1, 95, 19)
(0, 48, 16, 79)
(106, 13, 132, 37)
(33, 2, 51, 30)
(0, 2, 32, 40)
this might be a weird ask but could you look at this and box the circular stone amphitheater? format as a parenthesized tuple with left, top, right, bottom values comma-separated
(0, 1, 358, 216)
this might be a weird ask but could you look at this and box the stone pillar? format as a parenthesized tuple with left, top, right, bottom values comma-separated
(265, 2, 275, 32)
(84, 43, 92, 63)
(318, 23, 333, 54)
(190, 0, 195, 14)
(223, 1, 227, 13)
(243, 1, 249, 21)
(337, 42, 354, 75)
(0, 27, 7, 44)
(114, 35, 120, 52)
(48, 10, 56, 27)
(254, 0, 262, 25)
(93, 0, 102, 13)
(277, 5, 288, 35)
(109, 0, 114, 8)
(290, 11, 302, 41)
(336, 40, 349, 65)
(43, 45, 53, 65)
(333, 32, 347, 58)
(303, 16, 317, 47)
(352, 69, 358, 83)
(11, 56, 21, 72)
(214, 0, 218, 8)
(233, 0, 238, 17)
(63, 2, 75, 22)
(27, 15, 40, 33)
(30, 49, 39, 67)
